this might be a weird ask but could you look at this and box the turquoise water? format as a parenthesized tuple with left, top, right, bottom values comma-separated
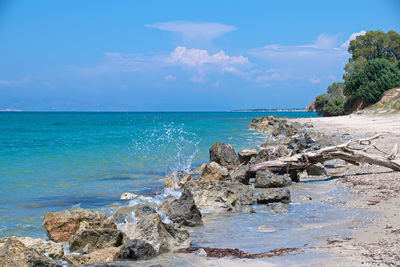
(0, 111, 316, 238)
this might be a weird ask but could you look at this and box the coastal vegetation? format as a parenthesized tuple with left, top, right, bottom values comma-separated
(311, 30, 400, 116)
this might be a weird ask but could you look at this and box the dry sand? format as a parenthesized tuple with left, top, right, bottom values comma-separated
(294, 113, 400, 266)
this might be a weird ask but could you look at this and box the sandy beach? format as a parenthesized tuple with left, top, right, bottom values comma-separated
(294, 113, 400, 266)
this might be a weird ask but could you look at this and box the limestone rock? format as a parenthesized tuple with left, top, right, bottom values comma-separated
(43, 208, 116, 242)
(0, 236, 63, 260)
(0, 238, 56, 267)
(238, 148, 258, 164)
(63, 247, 119, 265)
(255, 170, 292, 188)
(131, 213, 190, 254)
(164, 171, 192, 190)
(202, 162, 229, 181)
(159, 188, 203, 227)
(185, 178, 254, 213)
(112, 206, 136, 224)
(256, 188, 291, 204)
(69, 228, 123, 253)
(116, 239, 156, 260)
(229, 165, 251, 184)
(209, 142, 240, 166)
(120, 192, 137, 200)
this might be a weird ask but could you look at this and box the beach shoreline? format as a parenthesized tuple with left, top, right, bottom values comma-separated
(293, 113, 400, 266)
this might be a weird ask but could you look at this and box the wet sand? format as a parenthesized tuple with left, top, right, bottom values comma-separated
(294, 113, 400, 266)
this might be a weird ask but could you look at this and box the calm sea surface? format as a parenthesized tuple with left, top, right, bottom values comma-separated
(0, 111, 316, 238)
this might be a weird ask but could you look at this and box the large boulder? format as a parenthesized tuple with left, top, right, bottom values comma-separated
(63, 247, 119, 265)
(209, 142, 239, 167)
(159, 188, 203, 227)
(43, 208, 116, 242)
(0, 236, 63, 260)
(306, 163, 327, 176)
(202, 162, 229, 181)
(116, 239, 156, 260)
(185, 178, 254, 213)
(256, 188, 291, 204)
(229, 165, 251, 184)
(255, 170, 292, 188)
(238, 148, 258, 164)
(0, 238, 56, 267)
(129, 213, 191, 254)
(69, 228, 123, 254)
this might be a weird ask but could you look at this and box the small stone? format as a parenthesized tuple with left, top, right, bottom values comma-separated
(257, 188, 291, 204)
(209, 142, 240, 166)
(120, 192, 137, 200)
(255, 170, 292, 188)
(116, 239, 156, 260)
(306, 163, 327, 176)
(238, 148, 258, 164)
(202, 162, 229, 181)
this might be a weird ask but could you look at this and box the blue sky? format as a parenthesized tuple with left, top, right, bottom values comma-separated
(0, 0, 399, 111)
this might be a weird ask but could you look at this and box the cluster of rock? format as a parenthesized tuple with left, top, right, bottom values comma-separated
(0, 115, 338, 266)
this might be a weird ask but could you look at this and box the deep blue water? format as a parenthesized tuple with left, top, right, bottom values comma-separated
(0, 111, 316, 238)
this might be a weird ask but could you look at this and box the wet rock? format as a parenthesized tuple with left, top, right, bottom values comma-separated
(209, 142, 239, 167)
(116, 239, 156, 260)
(229, 165, 251, 184)
(131, 213, 191, 254)
(63, 247, 119, 265)
(0, 238, 56, 267)
(185, 178, 254, 213)
(0, 236, 63, 260)
(238, 148, 258, 164)
(255, 170, 292, 188)
(112, 206, 136, 224)
(306, 163, 327, 176)
(202, 162, 229, 181)
(256, 188, 291, 204)
(69, 228, 123, 253)
(120, 192, 137, 200)
(132, 204, 157, 217)
(164, 171, 192, 190)
(43, 208, 116, 242)
(159, 188, 203, 227)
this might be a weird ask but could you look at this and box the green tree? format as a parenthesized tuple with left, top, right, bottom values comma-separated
(344, 30, 400, 80)
(314, 82, 346, 116)
(344, 58, 400, 108)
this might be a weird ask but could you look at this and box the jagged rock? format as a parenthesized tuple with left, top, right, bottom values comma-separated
(185, 178, 254, 213)
(120, 192, 137, 200)
(0, 238, 56, 267)
(255, 170, 292, 188)
(202, 162, 229, 181)
(43, 208, 116, 242)
(229, 165, 251, 184)
(0, 236, 63, 260)
(132, 204, 157, 217)
(306, 163, 327, 176)
(69, 228, 123, 253)
(116, 239, 156, 260)
(164, 171, 192, 190)
(238, 148, 258, 164)
(112, 206, 136, 224)
(256, 188, 291, 204)
(159, 188, 202, 227)
(130, 213, 191, 254)
(63, 247, 119, 265)
(209, 142, 240, 167)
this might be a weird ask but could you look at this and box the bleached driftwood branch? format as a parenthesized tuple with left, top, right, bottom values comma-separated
(250, 134, 400, 172)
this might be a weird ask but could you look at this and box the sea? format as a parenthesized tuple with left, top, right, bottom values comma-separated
(0, 111, 315, 238)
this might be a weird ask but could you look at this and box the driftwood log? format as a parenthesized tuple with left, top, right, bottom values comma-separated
(250, 134, 400, 172)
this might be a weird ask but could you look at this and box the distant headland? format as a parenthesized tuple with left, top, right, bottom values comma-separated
(230, 108, 306, 112)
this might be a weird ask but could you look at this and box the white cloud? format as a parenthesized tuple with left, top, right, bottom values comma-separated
(339, 30, 366, 49)
(164, 74, 176, 81)
(166, 46, 248, 67)
(146, 21, 236, 42)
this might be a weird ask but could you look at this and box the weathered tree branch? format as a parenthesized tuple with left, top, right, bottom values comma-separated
(250, 135, 400, 172)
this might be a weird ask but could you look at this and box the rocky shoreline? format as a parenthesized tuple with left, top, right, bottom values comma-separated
(0, 115, 351, 266)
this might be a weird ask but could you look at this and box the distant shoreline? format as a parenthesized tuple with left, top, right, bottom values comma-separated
(230, 108, 307, 112)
